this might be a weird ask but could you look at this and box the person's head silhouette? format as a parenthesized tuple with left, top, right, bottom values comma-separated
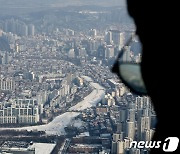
(112, 0, 180, 153)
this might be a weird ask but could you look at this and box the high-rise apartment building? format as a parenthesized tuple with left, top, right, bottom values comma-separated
(0, 106, 40, 124)
(0, 77, 15, 91)
(28, 24, 35, 36)
(126, 121, 135, 140)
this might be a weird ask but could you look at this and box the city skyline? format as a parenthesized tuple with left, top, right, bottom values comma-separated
(0, 2, 155, 154)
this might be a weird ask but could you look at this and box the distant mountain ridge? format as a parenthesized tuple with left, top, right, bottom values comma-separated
(0, 0, 125, 8)
(0, 0, 126, 16)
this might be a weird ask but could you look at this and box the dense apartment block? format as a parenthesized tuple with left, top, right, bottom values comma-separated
(0, 99, 40, 124)
(0, 77, 15, 91)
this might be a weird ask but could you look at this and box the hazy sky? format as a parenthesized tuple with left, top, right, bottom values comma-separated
(0, 0, 126, 8)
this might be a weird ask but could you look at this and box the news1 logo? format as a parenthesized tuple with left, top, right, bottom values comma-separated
(130, 137, 179, 152)
(163, 137, 179, 152)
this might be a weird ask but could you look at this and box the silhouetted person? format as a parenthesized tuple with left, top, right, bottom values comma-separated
(113, 0, 180, 153)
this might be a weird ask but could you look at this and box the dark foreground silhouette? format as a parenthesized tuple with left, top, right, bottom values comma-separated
(126, 0, 180, 153)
